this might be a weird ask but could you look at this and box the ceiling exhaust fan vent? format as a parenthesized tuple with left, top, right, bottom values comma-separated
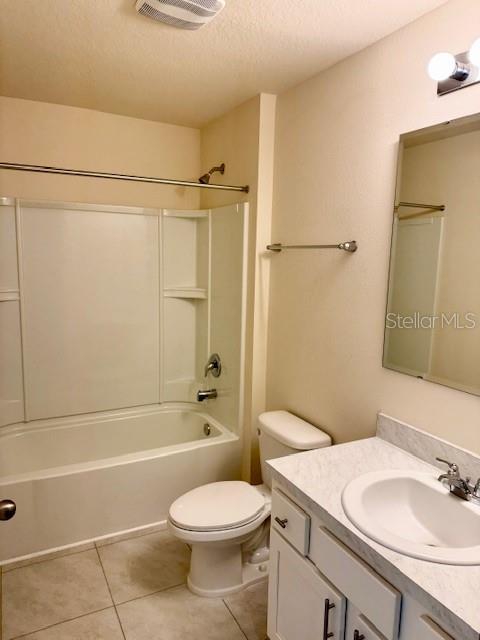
(135, 0, 225, 30)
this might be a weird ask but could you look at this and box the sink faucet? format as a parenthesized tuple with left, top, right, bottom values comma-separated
(436, 458, 480, 503)
(436, 457, 459, 483)
(197, 389, 217, 402)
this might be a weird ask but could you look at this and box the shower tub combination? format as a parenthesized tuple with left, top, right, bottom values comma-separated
(0, 405, 240, 565)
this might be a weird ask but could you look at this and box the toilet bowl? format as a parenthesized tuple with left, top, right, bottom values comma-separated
(168, 410, 331, 597)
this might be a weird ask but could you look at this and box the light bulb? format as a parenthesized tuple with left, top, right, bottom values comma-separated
(427, 52, 457, 81)
(468, 38, 480, 66)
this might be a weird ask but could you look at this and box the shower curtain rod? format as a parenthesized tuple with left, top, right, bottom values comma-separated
(394, 201, 446, 221)
(0, 162, 250, 193)
(394, 201, 445, 212)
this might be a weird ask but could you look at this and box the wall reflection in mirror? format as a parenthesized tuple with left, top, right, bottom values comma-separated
(384, 113, 480, 396)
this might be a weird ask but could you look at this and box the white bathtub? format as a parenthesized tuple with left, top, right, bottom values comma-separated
(0, 406, 240, 564)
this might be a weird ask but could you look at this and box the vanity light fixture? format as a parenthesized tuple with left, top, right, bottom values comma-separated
(468, 38, 480, 66)
(428, 38, 480, 96)
(427, 53, 468, 82)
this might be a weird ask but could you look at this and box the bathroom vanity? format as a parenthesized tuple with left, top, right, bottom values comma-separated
(266, 415, 480, 640)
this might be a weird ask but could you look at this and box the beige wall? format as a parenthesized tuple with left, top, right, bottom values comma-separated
(0, 97, 201, 209)
(200, 94, 276, 480)
(267, 0, 480, 454)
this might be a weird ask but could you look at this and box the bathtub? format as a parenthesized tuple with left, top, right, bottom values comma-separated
(0, 405, 241, 564)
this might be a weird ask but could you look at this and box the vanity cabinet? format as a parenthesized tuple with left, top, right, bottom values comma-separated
(397, 596, 455, 640)
(268, 484, 459, 640)
(345, 604, 387, 640)
(268, 529, 346, 640)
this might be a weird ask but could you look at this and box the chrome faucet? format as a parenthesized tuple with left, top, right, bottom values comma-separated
(197, 389, 218, 402)
(436, 458, 480, 503)
(204, 353, 221, 378)
(436, 457, 459, 483)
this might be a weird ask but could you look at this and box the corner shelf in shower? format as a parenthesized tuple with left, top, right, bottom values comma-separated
(162, 208, 210, 403)
(163, 287, 207, 299)
(163, 210, 208, 219)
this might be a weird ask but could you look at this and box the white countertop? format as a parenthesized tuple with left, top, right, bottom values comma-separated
(267, 436, 480, 640)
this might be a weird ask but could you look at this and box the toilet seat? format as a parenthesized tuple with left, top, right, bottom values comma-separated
(169, 481, 266, 532)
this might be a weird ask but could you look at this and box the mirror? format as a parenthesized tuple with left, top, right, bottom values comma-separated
(384, 112, 480, 396)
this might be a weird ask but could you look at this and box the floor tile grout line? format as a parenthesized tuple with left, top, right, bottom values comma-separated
(113, 605, 127, 640)
(93, 547, 127, 640)
(94, 533, 190, 606)
(3, 526, 169, 574)
(93, 546, 117, 608)
(222, 600, 249, 640)
(94, 526, 168, 550)
(2, 546, 96, 574)
(114, 581, 187, 607)
(8, 597, 253, 640)
(94, 546, 127, 640)
(94, 543, 190, 639)
(8, 605, 114, 640)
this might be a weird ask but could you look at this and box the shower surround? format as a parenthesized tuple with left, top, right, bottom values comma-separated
(0, 197, 248, 564)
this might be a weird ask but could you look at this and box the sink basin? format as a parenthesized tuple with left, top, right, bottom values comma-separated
(342, 470, 480, 565)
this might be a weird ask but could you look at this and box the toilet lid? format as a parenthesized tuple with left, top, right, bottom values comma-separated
(169, 481, 266, 532)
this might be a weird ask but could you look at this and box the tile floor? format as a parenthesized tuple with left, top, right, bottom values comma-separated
(1, 530, 268, 640)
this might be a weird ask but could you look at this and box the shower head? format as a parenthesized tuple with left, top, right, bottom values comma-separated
(199, 163, 225, 185)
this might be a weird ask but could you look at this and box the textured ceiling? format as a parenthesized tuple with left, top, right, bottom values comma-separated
(0, 0, 447, 127)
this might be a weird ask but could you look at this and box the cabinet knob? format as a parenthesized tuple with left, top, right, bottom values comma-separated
(354, 631, 365, 640)
(275, 516, 288, 529)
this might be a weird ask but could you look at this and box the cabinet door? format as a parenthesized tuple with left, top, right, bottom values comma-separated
(268, 529, 346, 640)
(417, 616, 454, 640)
(399, 592, 456, 640)
(309, 525, 400, 640)
(345, 603, 387, 640)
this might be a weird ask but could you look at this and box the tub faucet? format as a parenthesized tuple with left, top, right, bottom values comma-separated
(204, 353, 222, 378)
(197, 389, 217, 402)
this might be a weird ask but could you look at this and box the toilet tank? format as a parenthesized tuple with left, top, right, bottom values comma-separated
(258, 411, 331, 488)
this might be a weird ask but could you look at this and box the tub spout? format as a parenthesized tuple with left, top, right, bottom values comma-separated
(197, 389, 217, 402)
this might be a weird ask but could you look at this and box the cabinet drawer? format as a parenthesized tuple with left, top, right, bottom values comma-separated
(309, 526, 401, 640)
(271, 488, 310, 555)
(418, 616, 454, 640)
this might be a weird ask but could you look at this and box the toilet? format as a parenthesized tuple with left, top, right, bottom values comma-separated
(168, 410, 331, 597)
